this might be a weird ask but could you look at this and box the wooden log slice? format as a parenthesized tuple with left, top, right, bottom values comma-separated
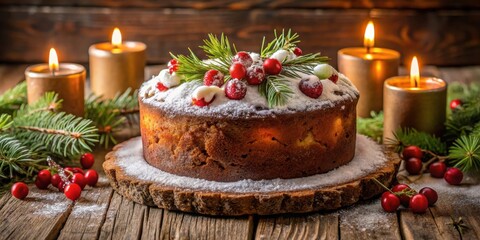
(103, 136, 401, 216)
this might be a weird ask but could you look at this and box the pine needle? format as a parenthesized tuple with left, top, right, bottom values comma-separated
(357, 111, 384, 143)
(261, 29, 300, 58)
(0, 81, 27, 115)
(448, 134, 480, 172)
(386, 128, 447, 155)
(0, 133, 44, 180)
(259, 75, 294, 108)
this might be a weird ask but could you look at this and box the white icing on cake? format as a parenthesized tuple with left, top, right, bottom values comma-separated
(114, 135, 386, 193)
(140, 60, 358, 118)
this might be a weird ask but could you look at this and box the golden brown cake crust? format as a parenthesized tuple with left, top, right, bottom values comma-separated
(139, 96, 358, 182)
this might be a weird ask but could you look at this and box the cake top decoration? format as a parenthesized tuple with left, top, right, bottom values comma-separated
(141, 29, 359, 117)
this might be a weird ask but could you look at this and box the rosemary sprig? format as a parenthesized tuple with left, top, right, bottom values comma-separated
(261, 29, 299, 58)
(259, 75, 294, 108)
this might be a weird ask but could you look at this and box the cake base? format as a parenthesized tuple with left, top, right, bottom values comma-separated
(103, 136, 401, 216)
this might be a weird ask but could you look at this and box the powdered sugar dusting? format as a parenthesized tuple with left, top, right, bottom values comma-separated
(340, 199, 393, 232)
(140, 64, 358, 118)
(114, 135, 386, 193)
(31, 190, 71, 216)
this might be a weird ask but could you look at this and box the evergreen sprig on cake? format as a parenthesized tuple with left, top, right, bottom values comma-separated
(157, 29, 334, 108)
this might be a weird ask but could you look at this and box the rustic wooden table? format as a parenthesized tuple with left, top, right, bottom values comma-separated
(0, 64, 479, 240)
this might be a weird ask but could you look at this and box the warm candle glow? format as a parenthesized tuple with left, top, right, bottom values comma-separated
(410, 56, 420, 88)
(49, 48, 59, 73)
(364, 21, 375, 51)
(111, 27, 122, 47)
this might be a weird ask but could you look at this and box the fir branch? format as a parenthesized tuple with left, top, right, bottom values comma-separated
(386, 128, 447, 155)
(0, 114, 13, 132)
(0, 133, 44, 180)
(261, 29, 300, 58)
(171, 49, 213, 81)
(448, 134, 480, 172)
(282, 53, 330, 78)
(14, 111, 98, 159)
(199, 33, 234, 71)
(357, 111, 384, 143)
(14, 92, 62, 118)
(445, 93, 480, 143)
(0, 81, 27, 115)
(259, 75, 294, 108)
(85, 88, 139, 148)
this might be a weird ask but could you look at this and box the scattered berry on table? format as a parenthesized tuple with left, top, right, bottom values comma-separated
(381, 192, 401, 212)
(11, 182, 29, 200)
(409, 194, 429, 214)
(429, 162, 447, 178)
(80, 153, 95, 169)
(84, 169, 99, 187)
(419, 187, 438, 206)
(72, 173, 87, 190)
(64, 183, 82, 201)
(444, 167, 463, 185)
(405, 157, 423, 175)
(402, 146, 423, 160)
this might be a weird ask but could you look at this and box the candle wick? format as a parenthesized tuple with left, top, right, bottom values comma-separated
(366, 46, 371, 54)
(52, 69, 56, 76)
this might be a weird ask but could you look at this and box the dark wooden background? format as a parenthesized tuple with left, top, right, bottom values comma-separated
(1, 0, 480, 67)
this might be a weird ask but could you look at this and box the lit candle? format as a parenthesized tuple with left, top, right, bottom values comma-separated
(89, 27, 147, 99)
(25, 48, 86, 117)
(383, 56, 447, 142)
(338, 21, 400, 117)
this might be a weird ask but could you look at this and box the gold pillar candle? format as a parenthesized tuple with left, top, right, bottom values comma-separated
(383, 57, 447, 142)
(89, 28, 146, 99)
(25, 48, 85, 117)
(338, 21, 400, 118)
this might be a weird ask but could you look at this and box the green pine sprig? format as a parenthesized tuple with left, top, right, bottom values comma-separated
(85, 89, 139, 148)
(199, 33, 235, 71)
(0, 114, 13, 132)
(14, 111, 98, 159)
(261, 29, 299, 58)
(448, 134, 480, 172)
(14, 92, 62, 118)
(282, 53, 329, 78)
(0, 133, 45, 180)
(170, 49, 213, 82)
(259, 75, 294, 108)
(387, 128, 447, 155)
(0, 81, 27, 115)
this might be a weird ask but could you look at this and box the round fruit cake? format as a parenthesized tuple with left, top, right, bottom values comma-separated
(138, 32, 359, 182)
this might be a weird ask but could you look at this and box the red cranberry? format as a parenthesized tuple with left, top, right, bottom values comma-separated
(409, 194, 429, 214)
(263, 58, 282, 75)
(224, 79, 247, 100)
(444, 167, 463, 185)
(419, 187, 438, 206)
(392, 184, 413, 207)
(203, 69, 225, 87)
(229, 63, 247, 79)
(402, 146, 423, 160)
(299, 76, 323, 99)
(405, 158, 423, 175)
(381, 193, 401, 212)
(232, 51, 253, 68)
(429, 162, 447, 178)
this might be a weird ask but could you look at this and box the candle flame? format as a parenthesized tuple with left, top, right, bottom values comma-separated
(49, 48, 59, 73)
(112, 27, 122, 47)
(364, 21, 375, 51)
(410, 56, 420, 88)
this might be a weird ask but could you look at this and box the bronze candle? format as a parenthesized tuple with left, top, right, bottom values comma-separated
(25, 48, 85, 117)
(89, 28, 146, 99)
(383, 57, 447, 142)
(338, 21, 400, 118)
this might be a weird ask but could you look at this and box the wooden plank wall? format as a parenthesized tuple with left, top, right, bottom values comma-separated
(0, 0, 479, 67)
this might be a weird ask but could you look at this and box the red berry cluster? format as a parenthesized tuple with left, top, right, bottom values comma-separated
(194, 49, 303, 107)
(11, 153, 99, 201)
(381, 183, 437, 214)
(401, 146, 464, 185)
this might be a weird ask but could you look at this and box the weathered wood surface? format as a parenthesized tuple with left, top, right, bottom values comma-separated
(1, 7, 480, 67)
(1, 65, 480, 239)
